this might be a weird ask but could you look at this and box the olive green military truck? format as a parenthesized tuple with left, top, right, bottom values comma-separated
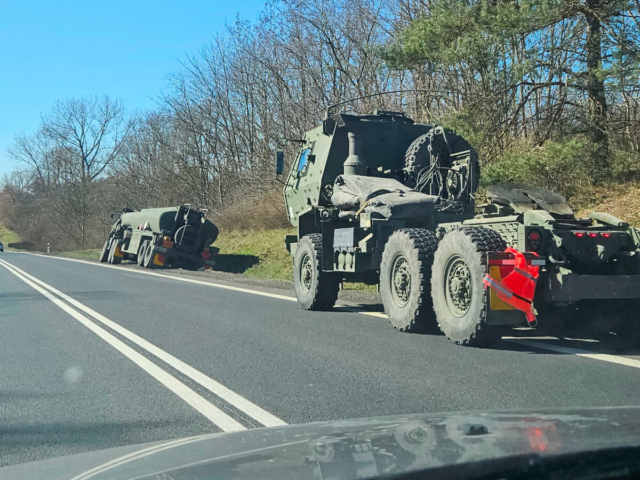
(99, 205, 218, 270)
(278, 110, 640, 346)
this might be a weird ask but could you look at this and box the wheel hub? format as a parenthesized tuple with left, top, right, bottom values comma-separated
(300, 254, 313, 292)
(391, 254, 411, 306)
(445, 256, 472, 316)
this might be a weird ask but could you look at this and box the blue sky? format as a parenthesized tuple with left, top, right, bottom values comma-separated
(0, 0, 265, 175)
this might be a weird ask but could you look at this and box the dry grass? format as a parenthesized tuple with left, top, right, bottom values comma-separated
(576, 183, 640, 226)
(212, 189, 290, 231)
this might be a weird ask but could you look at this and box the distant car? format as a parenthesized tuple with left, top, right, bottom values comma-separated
(0, 242, 4, 252)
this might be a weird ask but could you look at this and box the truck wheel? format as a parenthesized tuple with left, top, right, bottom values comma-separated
(142, 241, 156, 269)
(431, 228, 506, 346)
(380, 228, 438, 333)
(108, 239, 122, 265)
(293, 234, 339, 310)
(99, 237, 112, 263)
(137, 240, 148, 267)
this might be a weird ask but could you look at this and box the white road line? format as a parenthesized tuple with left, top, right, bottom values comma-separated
(336, 305, 387, 318)
(503, 337, 640, 369)
(0, 260, 245, 432)
(16, 253, 640, 372)
(25, 252, 298, 302)
(22, 252, 387, 320)
(0, 258, 287, 428)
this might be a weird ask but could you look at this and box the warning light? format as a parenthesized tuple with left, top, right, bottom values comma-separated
(527, 229, 542, 251)
(574, 232, 585, 238)
(589, 232, 599, 238)
(603, 233, 611, 238)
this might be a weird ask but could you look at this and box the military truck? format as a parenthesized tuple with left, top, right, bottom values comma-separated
(278, 110, 640, 345)
(99, 205, 218, 270)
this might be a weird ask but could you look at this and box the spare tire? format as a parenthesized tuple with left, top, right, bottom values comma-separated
(405, 127, 480, 194)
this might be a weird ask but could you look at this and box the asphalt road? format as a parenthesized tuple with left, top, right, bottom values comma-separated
(2, 251, 640, 468)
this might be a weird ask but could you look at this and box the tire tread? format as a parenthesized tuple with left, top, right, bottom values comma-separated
(380, 228, 438, 332)
(433, 227, 506, 346)
(297, 234, 339, 310)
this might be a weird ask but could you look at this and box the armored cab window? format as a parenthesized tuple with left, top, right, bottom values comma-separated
(297, 148, 310, 174)
(296, 145, 315, 176)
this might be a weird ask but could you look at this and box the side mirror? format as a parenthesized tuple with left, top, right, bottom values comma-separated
(276, 149, 285, 175)
(110, 213, 116, 219)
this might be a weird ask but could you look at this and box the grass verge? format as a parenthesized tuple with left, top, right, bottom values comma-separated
(213, 228, 295, 280)
(59, 229, 296, 281)
(0, 223, 21, 246)
(63, 249, 101, 259)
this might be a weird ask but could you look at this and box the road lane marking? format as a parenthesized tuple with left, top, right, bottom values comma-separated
(21, 252, 386, 319)
(12, 254, 640, 371)
(24, 252, 298, 302)
(0, 259, 287, 428)
(502, 337, 640, 369)
(0, 259, 245, 432)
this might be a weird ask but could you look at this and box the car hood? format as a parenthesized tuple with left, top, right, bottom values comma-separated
(4, 407, 640, 480)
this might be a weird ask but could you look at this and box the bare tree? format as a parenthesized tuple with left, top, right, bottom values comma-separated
(43, 95, 132, 183)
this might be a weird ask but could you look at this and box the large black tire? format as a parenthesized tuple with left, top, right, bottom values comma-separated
(108, 239, 122, 265)
(293, 234, 339, 310)
(380, 228, 439, 333)
(137, 240, 149, 267)
(431, 228, 506, 346)
(99, 237, 112, 263)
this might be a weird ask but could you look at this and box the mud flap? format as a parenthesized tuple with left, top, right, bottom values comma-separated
(483, 248, 543, 327)
(153, 253, 166, 267)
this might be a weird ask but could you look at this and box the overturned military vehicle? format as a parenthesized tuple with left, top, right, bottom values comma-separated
(100, 205, 218, 270)
(278, 109, 640, 346)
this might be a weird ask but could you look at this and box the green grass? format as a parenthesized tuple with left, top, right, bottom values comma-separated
(59, 229, 296, 282)
(215, 229, 376, 290)
(214, 228, 295, 280)
(0, 223, 21, 246)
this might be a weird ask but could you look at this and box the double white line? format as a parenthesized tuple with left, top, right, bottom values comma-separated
(0, 259, 286, 432)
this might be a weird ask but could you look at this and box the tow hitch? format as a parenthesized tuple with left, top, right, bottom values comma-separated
(483, 248, 545, 326)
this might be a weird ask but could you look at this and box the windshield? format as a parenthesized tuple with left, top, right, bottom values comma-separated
(2, 1, 640, 479)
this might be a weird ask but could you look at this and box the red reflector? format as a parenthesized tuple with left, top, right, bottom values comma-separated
(574, 232, 585, 237)
(589, 232, 598, 238)
(603, 233, 611, 238)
